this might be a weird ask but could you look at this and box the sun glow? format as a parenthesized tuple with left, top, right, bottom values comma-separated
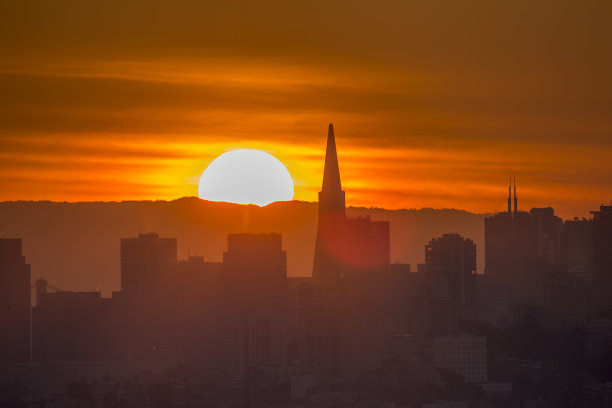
(198, 149, 294, 206)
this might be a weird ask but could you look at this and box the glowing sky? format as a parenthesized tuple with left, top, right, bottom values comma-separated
(1, 1, 611, 219)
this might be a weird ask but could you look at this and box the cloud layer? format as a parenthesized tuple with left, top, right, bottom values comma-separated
(1, 1, 611, 218)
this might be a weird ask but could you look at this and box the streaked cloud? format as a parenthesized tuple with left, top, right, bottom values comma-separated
(1, 1, 611, 219)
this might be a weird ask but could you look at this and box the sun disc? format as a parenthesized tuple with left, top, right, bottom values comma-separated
(198, 149, 294, 206)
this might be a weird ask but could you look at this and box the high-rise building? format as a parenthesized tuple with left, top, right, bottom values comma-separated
(309, 124, 347, 379)
(32, 289, 111, 361)
(590, 205, 612, 313)
(562, 218, 592, 278)
(115, 233, 180, 361)
(484, 180, 561, 305)
(223, 233, 288, 379)
(591, 205, 612, 280)
(484, 211, 514, 282)
(530, 207, 563, 264)
(344, 216, 390, 274)
(307, 124, 391, 380)
(223, 233, 287, 282)
(313, 124, 347, 285)
(425, 233, 477, 325)
(174, 256, 224, 364)
(0, 238, 31, 362)
(120, 232, 177, 292)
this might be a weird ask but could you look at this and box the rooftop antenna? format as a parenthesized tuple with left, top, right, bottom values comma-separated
(507, 176, 512, 214)
(513, 176, 517, 215)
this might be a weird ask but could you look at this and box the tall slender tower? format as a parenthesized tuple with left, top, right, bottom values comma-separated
(319, 123, 345, 214)
(513, 177, 518, 214)
(313, 123, 346, 284)
(310, 123, 346, 378)
(507, 177, 512, 214)
(304, 124, 391, 380)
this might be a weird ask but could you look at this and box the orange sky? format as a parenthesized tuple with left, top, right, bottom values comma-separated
(1, 1, 611, 219)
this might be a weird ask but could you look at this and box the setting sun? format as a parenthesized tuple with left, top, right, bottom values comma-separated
(198, 149, 294, 206)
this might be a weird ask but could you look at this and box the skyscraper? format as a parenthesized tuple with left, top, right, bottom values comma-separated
(223, 233, 288, 379)
(120, 232, 177, 292)
(561, 218, 592, 278)
(591, 205, 612, 312)
(224, 233, 287, 282)
(484, 181, 559, 294)
(591, 205, 612, 281)
(32, 290, 109, 361)
(0, 238, 31, 362)
(117, 232, 179, 360)
(307, 124, 391, 380)
(425, 233, 477, 325)
(309, 124, 346, 378)
(313, 124, 346, 285)
(484, 181, 569, 329)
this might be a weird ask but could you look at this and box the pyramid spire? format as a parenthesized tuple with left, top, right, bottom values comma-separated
(318, 123, 345, 214)
(322, 123, 342, 192)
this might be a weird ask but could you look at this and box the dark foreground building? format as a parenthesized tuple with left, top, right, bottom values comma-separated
(0, 238, 31, 362)
(120, 232, 177, 292)
(223, 232, 288, 378)
(425, 233, 477, 327)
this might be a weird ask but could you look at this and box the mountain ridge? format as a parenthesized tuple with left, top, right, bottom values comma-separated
(0, 198, 487, 296)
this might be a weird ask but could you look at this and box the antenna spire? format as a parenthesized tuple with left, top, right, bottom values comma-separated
(508, 176, 512, 213)
(513, 176, 517, 214)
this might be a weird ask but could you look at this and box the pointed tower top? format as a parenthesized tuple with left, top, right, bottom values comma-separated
(513, 176, 518, 214)
(507, 176, 512, 213)
(322, 123, 342, 192)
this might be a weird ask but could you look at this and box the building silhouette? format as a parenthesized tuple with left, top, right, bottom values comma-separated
(223, 233, 288, 379)
(308, 124, 347, 379)
(224, 233, 287, 282)
(425, 233, 477, 328)
(115, 232, 180, 360)
(306, 124, 391, 381)
(0, 238, 31, 362)
(176, 256, 223, 365)
(7, 145, 612, 406)
(32, 288, 111, 361)
(591, 205, 612, 313)
(591, 205, 612, 280)
(120, 232, 177, 292)
(561, 217, 592, 278)
(484, 180, 563, 306)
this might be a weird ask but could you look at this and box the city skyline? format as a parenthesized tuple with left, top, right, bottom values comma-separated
(2, 121, 612, 407)
(2, 2, 612, 406)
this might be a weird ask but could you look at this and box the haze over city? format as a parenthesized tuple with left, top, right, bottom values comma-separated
(2, 1, 612, 407)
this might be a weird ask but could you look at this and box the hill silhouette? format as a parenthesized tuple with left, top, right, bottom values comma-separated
(0, 197, 486, 296)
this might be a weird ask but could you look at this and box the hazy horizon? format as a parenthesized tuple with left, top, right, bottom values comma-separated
(0, 198, 486, 296)
(2, 195, 602, 220)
